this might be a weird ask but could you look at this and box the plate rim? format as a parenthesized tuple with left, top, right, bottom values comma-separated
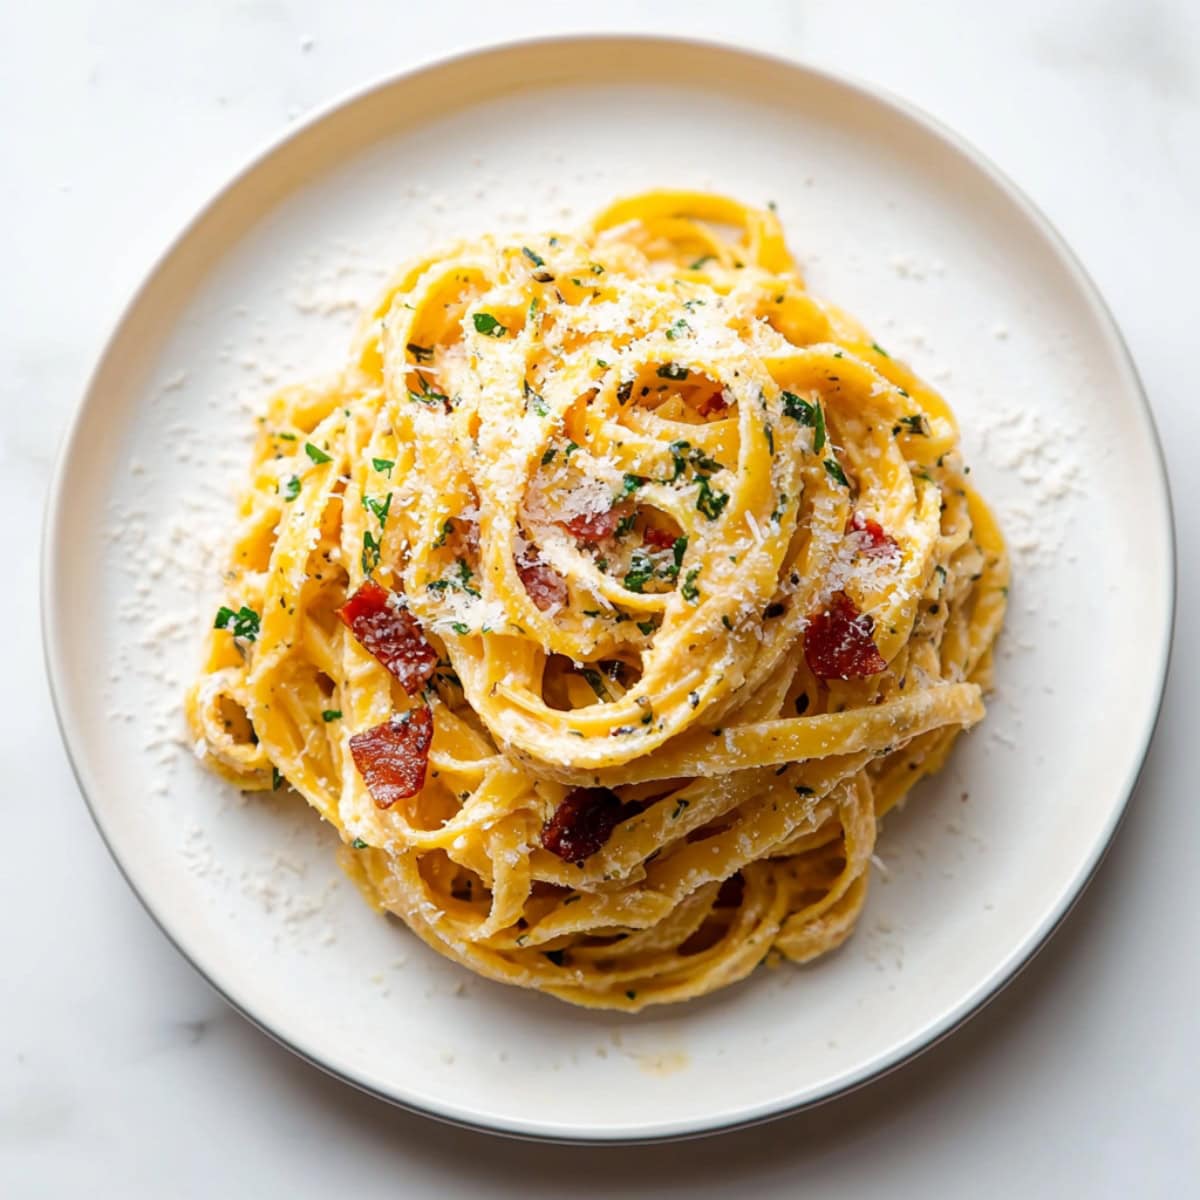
(41, 32, 1177, 1144)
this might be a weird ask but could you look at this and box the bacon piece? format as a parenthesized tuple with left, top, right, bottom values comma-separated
(349, 707, 433, 809)
(642, 525, 678, 550)
(541, 787, 636, 863)
(805, 590, 888, 680)
(337, 580, 437, 694)
(560, 502, 629, 542)
(518, 557, 568, 611)
(694, 390, 729, 417)
(847, 511, 901, 561)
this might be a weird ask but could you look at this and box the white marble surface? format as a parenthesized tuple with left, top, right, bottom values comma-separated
(4, 0, 1197, 1194)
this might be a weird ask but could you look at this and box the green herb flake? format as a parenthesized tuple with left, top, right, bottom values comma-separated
(473, 312, 506, 337)
(351, 837, 368, 849)
(541, 446, 557, 466)
(282, 475, 300, 502)
(681, 567, 701, 603)
(304, 442, 332, 464)
(406, 342, 434, 363)
(581, 669, 612, 702)
(450, 621, 470, 635)
(433, 519, 454, 548)
(689, 254, 714, 270)
(657, 362, 689, 381)
(621, 473, 644, 498)
(372, 457, 395, 476)
(272, 766, 283, 791)
(764, 423, 775, 455)
(521, 245, 545, 268)
(637, 619, 657, 636)
(361, 530, 381, 576)
(623, 550, 655, 593)
(824, 458, 849, 487)
(408, 371, 448, 406)
(665, 317, 690, 341)
(523, 379, 549, 417)
(871, 342, 890, 357)
(214, 604, 261, 641)
(364, 493, 392, 526)
(696, 476, 730, 520)
(898, 413, 930, 436)
(321, 709, 342, 722)
(275, 431, 296, 441)
(781, 391, 826, 451)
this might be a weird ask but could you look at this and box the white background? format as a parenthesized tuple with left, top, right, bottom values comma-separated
(3, 1, 1197, 1195)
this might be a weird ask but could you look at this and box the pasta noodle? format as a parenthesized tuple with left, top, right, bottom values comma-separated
(186, 192, 1008, 1010)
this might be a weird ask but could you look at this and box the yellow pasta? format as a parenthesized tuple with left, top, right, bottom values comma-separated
(186, 191, 1008, 1010)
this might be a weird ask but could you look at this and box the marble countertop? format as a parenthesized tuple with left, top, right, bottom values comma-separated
(5, 1, 1197, 1194)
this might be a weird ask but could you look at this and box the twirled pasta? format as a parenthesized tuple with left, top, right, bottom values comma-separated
(186, 192, 1008, 1010)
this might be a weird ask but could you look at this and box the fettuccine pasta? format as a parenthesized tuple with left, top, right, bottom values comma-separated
(187, 192, 1008, 1010)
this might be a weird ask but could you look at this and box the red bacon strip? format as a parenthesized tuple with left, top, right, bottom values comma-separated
(349, 707, 433, 809)
(847, 511, 901, 562)
(642, 525, 678, 550)
(804, 590, 888, 680)
(560, 503, 628, 542)
(695, 390, 729, 418)
(542, 787, 637, 864)
(337, 580, 437, 694)
(518, 558, 568, 611)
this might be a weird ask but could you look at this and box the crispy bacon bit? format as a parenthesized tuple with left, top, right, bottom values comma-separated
(642, 525, 678, 550)
(349, 707, 433, 809)
(560, 502, 629, 542)
(847, 511, 901, 561)
(695, 390, 729, 417)
(805, 590, 888, 680)
(337, 580, 437, 694)
(542, 787, 636, 863)
(518, 558, 568, 611)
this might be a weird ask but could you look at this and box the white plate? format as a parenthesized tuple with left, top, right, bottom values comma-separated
(43, 36, 1173, 1142)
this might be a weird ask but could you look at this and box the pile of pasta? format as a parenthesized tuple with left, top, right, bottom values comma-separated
(187, 192, 1007, 1010)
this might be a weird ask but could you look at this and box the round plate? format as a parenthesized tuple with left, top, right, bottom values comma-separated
(43, 36, 1173, 1142)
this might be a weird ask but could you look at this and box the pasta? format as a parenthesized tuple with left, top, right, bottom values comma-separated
(186, 191, 1008, 1010)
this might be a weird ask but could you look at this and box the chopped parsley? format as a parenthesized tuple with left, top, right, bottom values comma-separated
(408, 371, 448, 406)
(871, 341, 890, 358)
(371, 457, 394, 476)
(523, 379, 549, 417)
(432, 519, 454, 548)
(450, 622, 470, 635)
(282, 475, 300, 502)
(364, 494, 391, 526)
(428, 557, 480, 598)
(689, 254, 714, 270)
(897, 413, 930, 436)
(304, 442, 331, 464)
(275, 431, 296, 441)
(214, 604, 261, 641)
(780, 391, 826, 451)
(361, 530, 381, 576)
(406, 342, 434, 363)
(657, 362, 689, 381)
(637, 619, 657, 636)
(521, 246, 545, 267)
(623, 550, 655, 593)
(272, 766, 283, 790)
(681, 567, 701, 603)
(321, 709, 342, 722)
(620, 473, 644, 497)
(666, 317, 690, 341)
(564, 440, 580, 458)
(581, 669, 612, 701)
(764, 423, 774, 455)
(472, 312, 506, 337)
(351, 837, 368, 849)
(824, 458, 849, 487)
(528, 295, 539, 322)
(696, 475, 730, 520)
(541, 446, 557, 466)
